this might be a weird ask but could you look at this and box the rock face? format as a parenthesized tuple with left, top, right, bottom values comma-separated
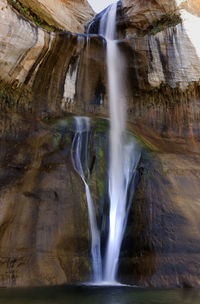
(120, 152, 200, 287)
(0, 129, 90, 286)
(0, 115, 108, 287)
(0, 0, 200, 288)
(122, 0, 177, 35)
(189, 0, 200, 13)
(0, 0, 50, 84)
(181, 0, 200, 16)
(1, 0, 200, 104)
(13, 0, 94, 33)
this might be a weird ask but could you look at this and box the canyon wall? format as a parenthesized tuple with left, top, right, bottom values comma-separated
(0, 0, 200, 287)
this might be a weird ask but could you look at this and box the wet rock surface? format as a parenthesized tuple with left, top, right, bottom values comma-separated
(1, 114, 200, 288)
(0, 114, 91, 286)
(119, 152, 200, 287)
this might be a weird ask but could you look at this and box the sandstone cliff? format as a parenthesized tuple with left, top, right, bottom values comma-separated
(122, 0, 177, 35)
(0, 0, 200, 288)
(1, 0, 200, 98)
(19, 0, 94, 32)
(8, 0, 94, 32)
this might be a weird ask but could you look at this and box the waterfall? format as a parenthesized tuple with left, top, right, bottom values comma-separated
(72, 1, 141, 285)
(99, 3, 141, 283)
(71, 117, 102, 282)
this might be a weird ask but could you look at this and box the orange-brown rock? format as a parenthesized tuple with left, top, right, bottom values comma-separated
(122, 0, 178, 35)
(189, 0, 200, 13)
(15, 0, 94, 33)
(180, 0, 200, 17)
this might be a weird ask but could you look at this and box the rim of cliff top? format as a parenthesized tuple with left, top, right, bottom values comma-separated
(87, 0, 117, 13)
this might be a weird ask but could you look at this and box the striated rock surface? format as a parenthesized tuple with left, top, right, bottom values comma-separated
(0, 0, 51, 84)
(0, 0, 200, 288)
(0, 115, 108, 287)
(180, 0, 200, 17)
(11, 0, 94, 33)
(122, 0, 177, 35)
(120, 152, 200, 287)
(0, 0, 200, 99)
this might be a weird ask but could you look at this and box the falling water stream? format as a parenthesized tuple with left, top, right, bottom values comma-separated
(99, 2, 141, 283)
(71, 117, 102, 282)
(72, 1, 141, 284)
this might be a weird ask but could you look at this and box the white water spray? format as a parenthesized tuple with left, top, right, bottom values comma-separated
(71, 117, 102, 282)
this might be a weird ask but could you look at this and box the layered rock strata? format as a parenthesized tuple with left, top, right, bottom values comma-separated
(1, 0, 200, 151)
(9, 0, 94, 32)
(122, 0, 178, 36)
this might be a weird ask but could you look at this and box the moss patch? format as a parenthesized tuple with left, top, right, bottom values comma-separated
(8, 0, 61, 32)
(145, 13, 182, 35)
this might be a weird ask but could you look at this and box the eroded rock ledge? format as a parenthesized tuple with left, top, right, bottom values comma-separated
(8, 0, 94, 32)
(1, 0, 200, 150)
